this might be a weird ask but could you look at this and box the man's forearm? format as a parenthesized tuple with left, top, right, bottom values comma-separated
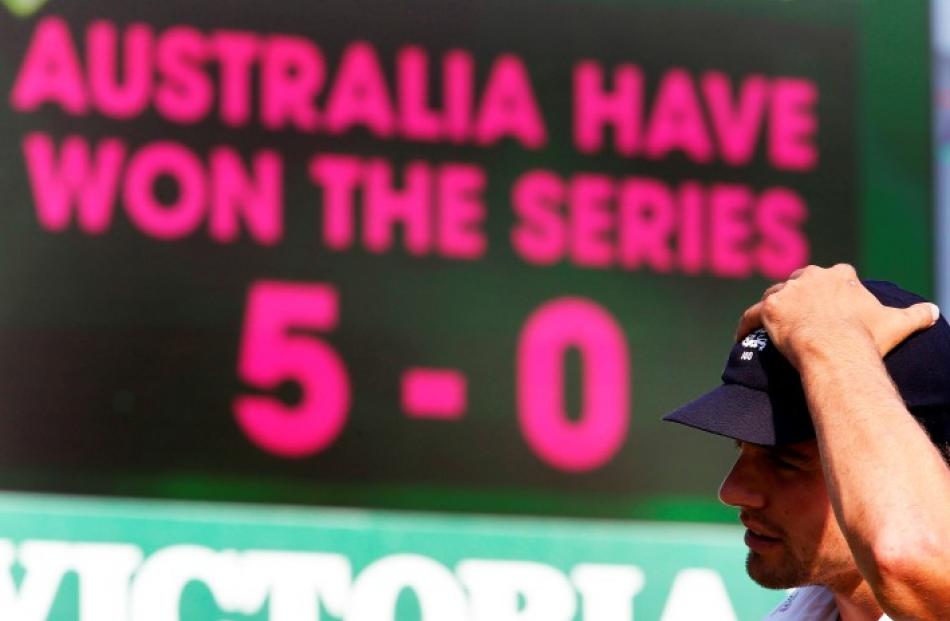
(799, 331, 950, 618)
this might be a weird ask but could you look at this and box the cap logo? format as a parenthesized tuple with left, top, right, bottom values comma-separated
(739, 329, 769, 360)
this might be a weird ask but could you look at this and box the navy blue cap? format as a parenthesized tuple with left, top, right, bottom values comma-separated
(663, 280, 950, 446)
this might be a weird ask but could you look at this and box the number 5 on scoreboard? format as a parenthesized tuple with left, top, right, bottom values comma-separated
(234, 281, 351, 457)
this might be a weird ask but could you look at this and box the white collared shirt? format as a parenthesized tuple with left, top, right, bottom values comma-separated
(765, 585, 892, 620)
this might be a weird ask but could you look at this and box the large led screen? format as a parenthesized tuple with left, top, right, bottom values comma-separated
(0, 0, 931, 518)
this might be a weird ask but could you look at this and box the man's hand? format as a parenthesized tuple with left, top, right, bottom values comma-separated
(735, 263, 939, 368)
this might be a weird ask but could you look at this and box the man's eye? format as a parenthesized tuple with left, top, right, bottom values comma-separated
(770, 455, 798, 470)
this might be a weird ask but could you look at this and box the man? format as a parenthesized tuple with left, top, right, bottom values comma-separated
(664, 264, 950, 621)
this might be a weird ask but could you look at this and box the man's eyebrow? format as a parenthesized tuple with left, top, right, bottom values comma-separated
(772, 445, 814, 461)
(733, 440, 814, 461)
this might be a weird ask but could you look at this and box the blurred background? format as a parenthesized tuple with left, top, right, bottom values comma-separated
(0, 0, 941, 618)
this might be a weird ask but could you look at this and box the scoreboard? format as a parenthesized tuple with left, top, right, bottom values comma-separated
(0, 0, 930, 522)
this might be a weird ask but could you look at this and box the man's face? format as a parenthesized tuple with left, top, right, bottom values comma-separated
(718, 440, 858, 590)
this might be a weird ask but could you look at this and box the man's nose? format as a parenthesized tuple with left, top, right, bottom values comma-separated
(718, 452, 767, 509)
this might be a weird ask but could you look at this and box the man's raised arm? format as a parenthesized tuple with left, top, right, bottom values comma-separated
(739, 264, 950, 620)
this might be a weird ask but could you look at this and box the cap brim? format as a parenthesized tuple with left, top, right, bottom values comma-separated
(663, 383, 815, 446)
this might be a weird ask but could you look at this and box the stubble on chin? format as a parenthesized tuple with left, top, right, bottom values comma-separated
(746, 550, 808, 590)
